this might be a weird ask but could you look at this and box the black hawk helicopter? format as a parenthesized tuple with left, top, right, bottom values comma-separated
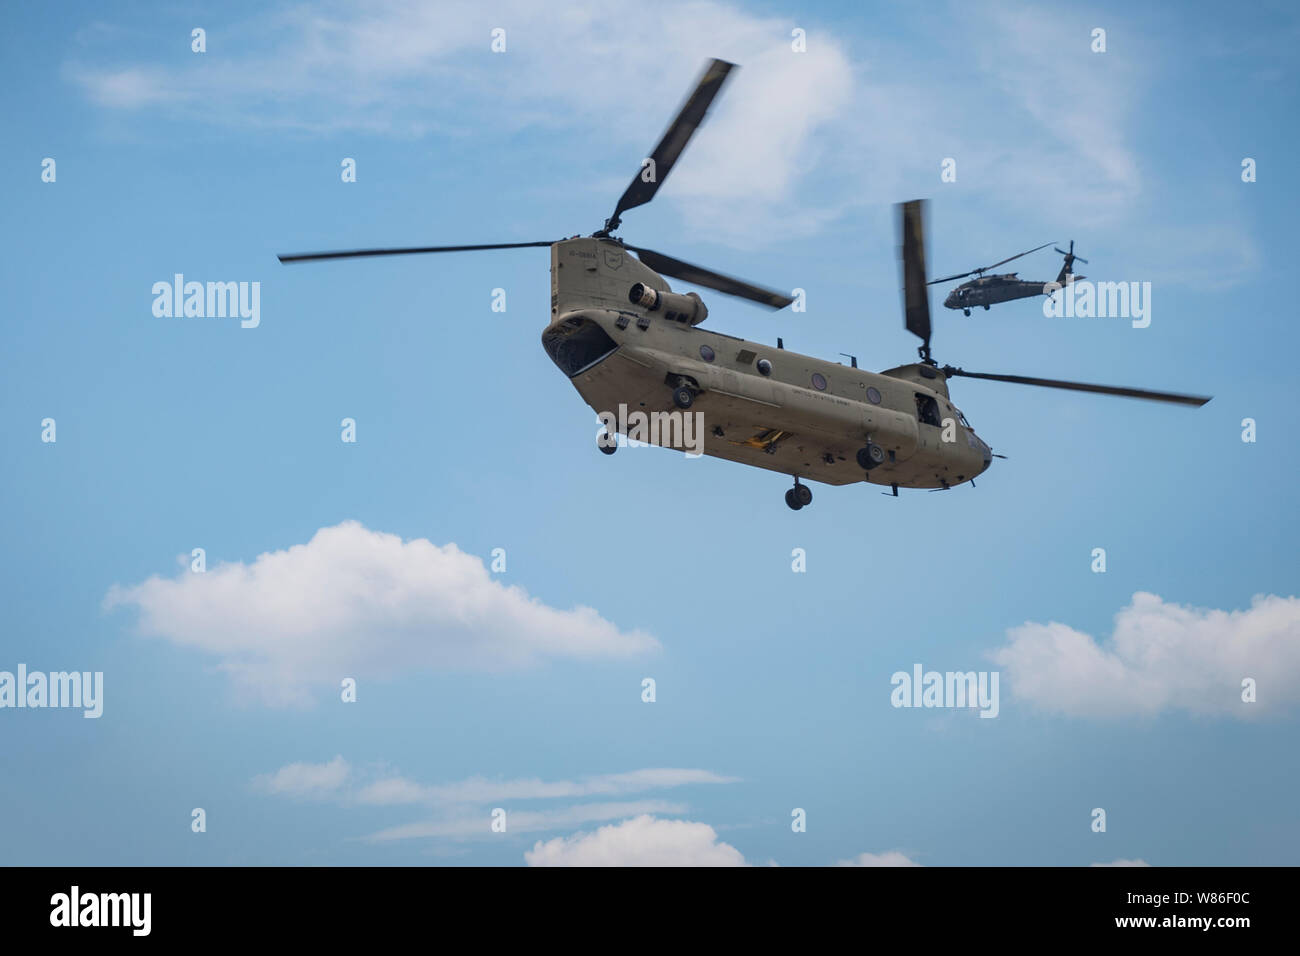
(279, 59, 1210, 510)
(930, 239, 1089, 315)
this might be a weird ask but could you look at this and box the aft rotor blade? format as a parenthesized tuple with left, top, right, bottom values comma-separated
(626, 245, 793, 309)
(984, 241, 1055, 271)
(608, 59, 736, 227)
(899, 200, 932, 347)
(278, 241, 556, 264)
(941, 366, 1211, 406)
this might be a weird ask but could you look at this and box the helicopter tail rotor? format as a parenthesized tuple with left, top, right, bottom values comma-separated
(1053, 239, 1088, 284)
(1053, 239, 1089, 264)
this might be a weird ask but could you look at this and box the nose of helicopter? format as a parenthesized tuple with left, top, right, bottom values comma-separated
(943, 290, 958, 308)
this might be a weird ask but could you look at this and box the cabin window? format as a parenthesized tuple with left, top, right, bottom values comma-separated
(811, 372, 827, 391)
(699, 344, 715, 362)
(915, 393, 942, 427)
(866, 386, 882, 404)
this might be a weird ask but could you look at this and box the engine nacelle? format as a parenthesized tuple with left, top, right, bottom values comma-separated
(628, 283, 708, 326)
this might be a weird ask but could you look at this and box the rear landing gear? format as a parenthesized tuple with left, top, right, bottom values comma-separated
(785, 478, 813, 510)
(963, 308, 971, 316)
(982, 304, 990, 311)
(671, 384, 696, 409)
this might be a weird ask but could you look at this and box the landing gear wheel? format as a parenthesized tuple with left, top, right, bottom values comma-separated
(597, 431, 618, 455)
(983, 304, 990, 311)
(857, 443, 886, 470)
(672, 385, 696, 409)
(794, 483, 813, 507)
(963, 308, 971, 316)
(784, 488, 802, 511)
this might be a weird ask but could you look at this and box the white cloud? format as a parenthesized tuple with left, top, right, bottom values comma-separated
(835, 850, 921, 867)
(252, 756, 350, 798)
(992, 592, 1300, 718)
(524, 815, 748, 867)
(1091, 859, 1151, 867)
(106, 521, 656, 705)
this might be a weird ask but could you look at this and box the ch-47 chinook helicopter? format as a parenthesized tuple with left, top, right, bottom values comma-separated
(930, 239, 1088, 316)
(280, 58, 1211, 511)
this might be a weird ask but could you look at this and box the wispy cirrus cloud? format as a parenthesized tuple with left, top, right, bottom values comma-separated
(371, 801, 692, 843)
(64, 0, 1189, 248)
(357, 768, 740, 807)
(253, 759, 740, 844)
(252, 755, 350, 798)
(66, 0, 856, 243)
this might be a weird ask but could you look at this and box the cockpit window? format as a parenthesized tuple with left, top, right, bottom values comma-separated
(915, 393, 941, 427)
(543, 319, 618, 377)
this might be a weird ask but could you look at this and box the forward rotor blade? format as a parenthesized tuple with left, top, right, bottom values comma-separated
(899, 200, 932, 346)
(984, 241, 1055, 272)
(607, 59, 736, 227)
(941, 366, 1211, 406)
(626, 245, 792, 309)
(278, 241, 556, 264)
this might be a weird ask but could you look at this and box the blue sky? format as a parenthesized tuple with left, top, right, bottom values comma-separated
(1, 0, 1297, 866)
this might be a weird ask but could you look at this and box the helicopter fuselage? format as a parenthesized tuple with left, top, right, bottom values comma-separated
(944, 272, 1083, 312)
(544, 238, 992, 490)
